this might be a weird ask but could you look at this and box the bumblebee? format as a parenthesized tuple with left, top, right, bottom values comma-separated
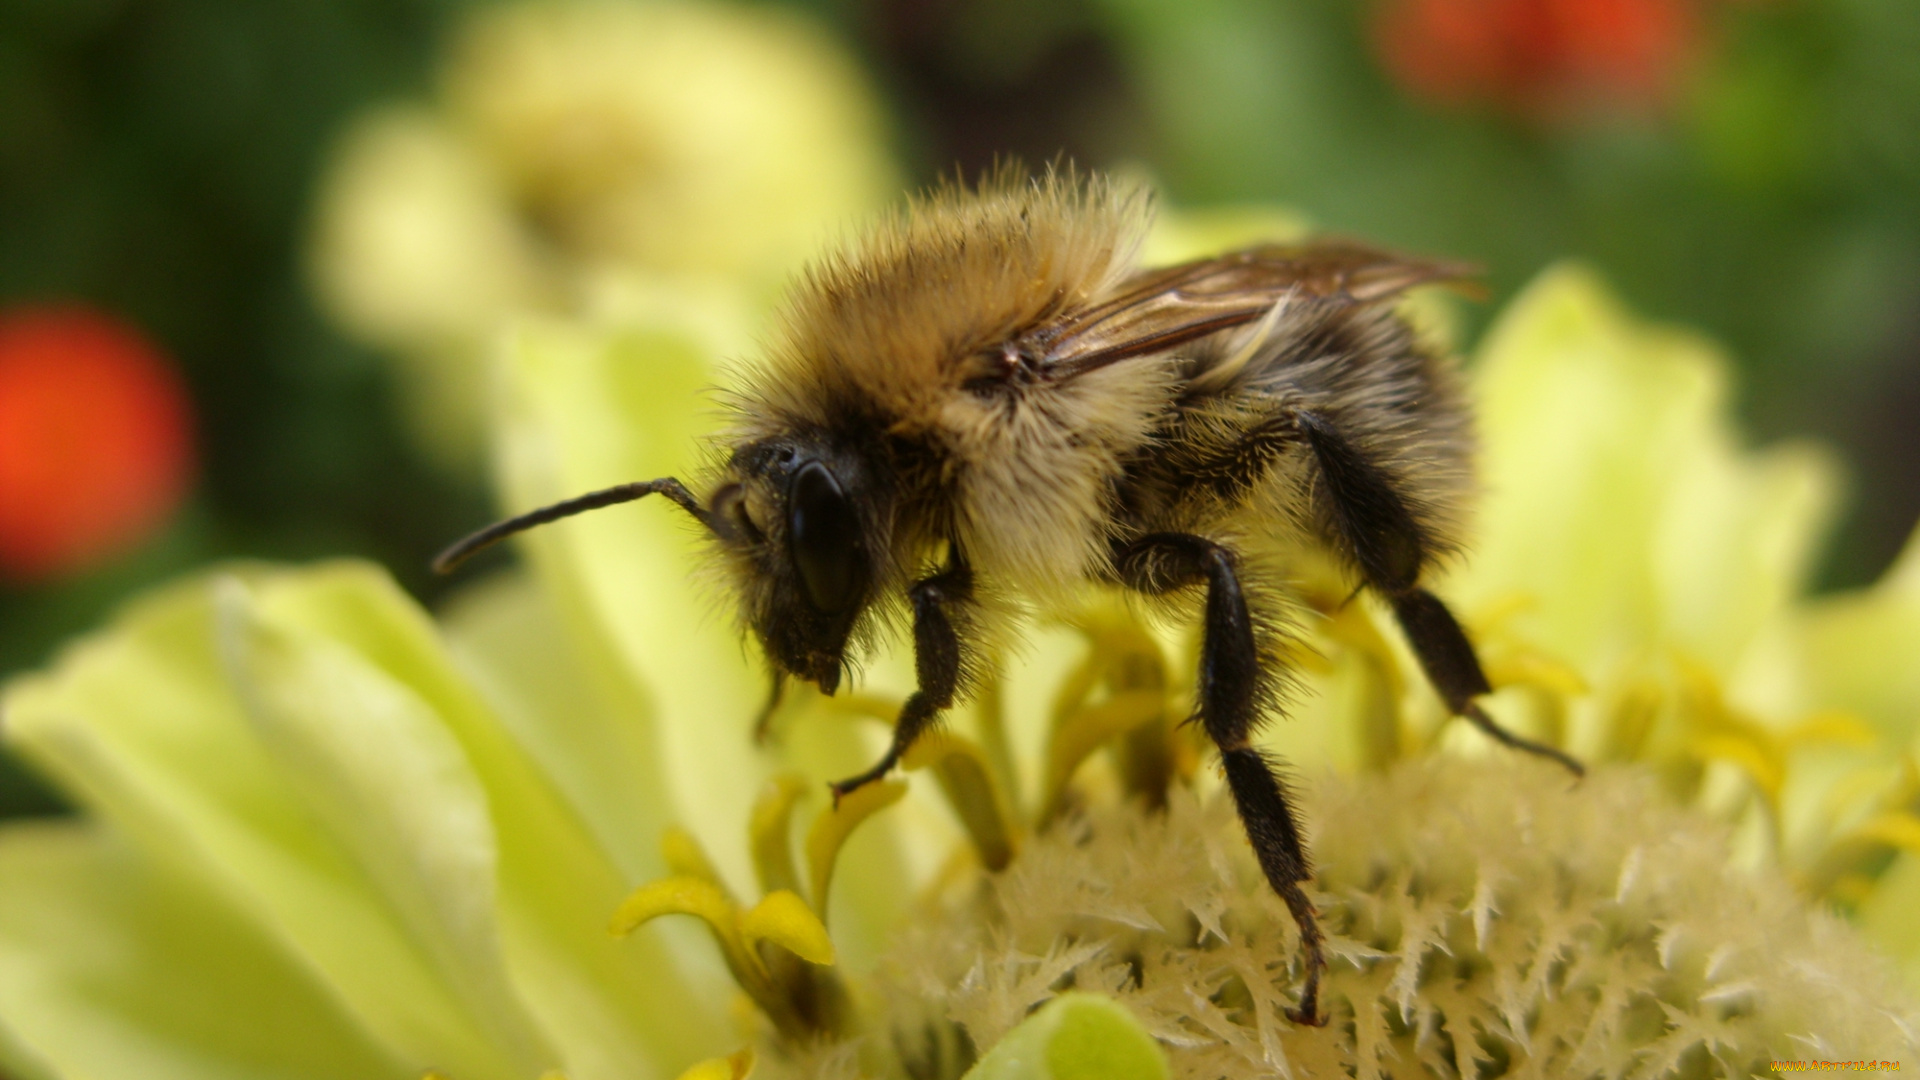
(437, 167, 1581, 1025)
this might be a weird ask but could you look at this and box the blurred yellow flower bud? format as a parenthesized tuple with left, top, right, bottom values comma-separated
(444, 0, 894, 285)
(311, 108, 556, 358)
(308, 0, 897, 468)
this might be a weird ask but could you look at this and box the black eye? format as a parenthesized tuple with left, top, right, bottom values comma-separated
(788, 461, 864, 614)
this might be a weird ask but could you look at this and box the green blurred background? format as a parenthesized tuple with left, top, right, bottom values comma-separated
(2, 0, 1916, 817)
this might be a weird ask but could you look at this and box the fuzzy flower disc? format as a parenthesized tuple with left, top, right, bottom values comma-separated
(866, 759, 1918, 1080)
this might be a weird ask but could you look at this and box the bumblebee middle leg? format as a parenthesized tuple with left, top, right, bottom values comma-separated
(1295, 409, 1583, 776)
(1114, 532, 1327, 1026)
(827, 557, 974, 803)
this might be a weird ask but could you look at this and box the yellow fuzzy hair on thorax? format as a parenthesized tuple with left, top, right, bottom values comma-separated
(751, 165, 1150, 435)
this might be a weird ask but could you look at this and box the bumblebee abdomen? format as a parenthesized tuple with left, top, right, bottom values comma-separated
(1116, 300, 1474, 581)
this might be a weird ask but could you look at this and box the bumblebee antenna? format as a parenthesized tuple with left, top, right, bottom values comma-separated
(432, 478, 719, 574)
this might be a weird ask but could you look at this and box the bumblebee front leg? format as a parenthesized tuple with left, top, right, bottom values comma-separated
(751, 669, 787, 745)
(1296, 410, 1583, 777)
(1115, 533, 1327, 1027)
(827, 557, 974, 803)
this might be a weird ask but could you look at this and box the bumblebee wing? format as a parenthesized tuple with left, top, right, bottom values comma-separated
(1035, 242, 1472, 380)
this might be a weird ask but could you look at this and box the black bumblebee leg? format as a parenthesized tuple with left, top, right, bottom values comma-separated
(1295, 410, 1582, 777)
(827, 558, 974, 803)
(1115, 533, 1327, 1027)
(752, 669, 787, 746)
(1391, 590, 1584, 775)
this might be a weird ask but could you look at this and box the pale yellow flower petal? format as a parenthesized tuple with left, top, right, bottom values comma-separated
(0, 822, 408, 1080)
(237, 564, 742, 1077)
(442, 571, 675, 883)
(1460, 265, 1841, 680)
(4, 563, 741, 1080)
(1777, 526, 1920, 980)
(1857, 848, 1920, 991)
(3, 571, 526, 1079)
(1655, 437, 1838, 677)
(220, 574, 555, 1071)
(1791, 526, 1920, 749)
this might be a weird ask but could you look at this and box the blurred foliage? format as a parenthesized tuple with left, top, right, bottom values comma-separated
(0, 0, 491, 814)
(2, 0, 1917, 821)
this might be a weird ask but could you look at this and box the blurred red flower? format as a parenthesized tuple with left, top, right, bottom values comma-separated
(1374, 0, 1701, 116)
(0, 306, 196, 583)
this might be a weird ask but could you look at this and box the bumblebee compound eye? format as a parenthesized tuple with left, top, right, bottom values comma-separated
(788, 461, 866, 614)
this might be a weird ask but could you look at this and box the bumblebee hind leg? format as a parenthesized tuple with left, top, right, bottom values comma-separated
(1295, 410, 1583, 777)
(1114, 533, 1328, 1026)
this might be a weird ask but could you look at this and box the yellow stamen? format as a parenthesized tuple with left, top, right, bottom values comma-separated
(609, 875, 737, 939)
(1843, 810, 1920, 854)
(1040, 613, 1190, 818)
(740, 890, 835, 965)
(673, 1048, 755, 1080)
(1691, 730, 1785, 799)
(806, 779, 907, 921)
(1602, 680, 1662, 761)
(1799, 758, 1920, 903)
(1679, 656, 1787, 806)
(1782, 709, 1878, 749)
(1319, 600, 1410, 769)
(1048, 613, 1167, 726)
(748, 775, 810, 897)
(819, 692, 903, 727)
(1484, 649, 1589, 698)
(1041, 689, 1164, 824)
(1826, 871, 1879, 907)
(971, 665, 1023, 808)
(1465, 591, 1538, 637)
(608, 875, 781, 1001)
(610, 868, 845, 1040)
(904, 730, 1022, 870)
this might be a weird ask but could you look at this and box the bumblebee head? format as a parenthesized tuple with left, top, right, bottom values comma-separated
(432, 433, 878, 695)
(711, 436, 877, 694)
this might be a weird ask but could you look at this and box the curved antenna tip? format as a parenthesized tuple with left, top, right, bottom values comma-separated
(431, 478, 710, 575)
